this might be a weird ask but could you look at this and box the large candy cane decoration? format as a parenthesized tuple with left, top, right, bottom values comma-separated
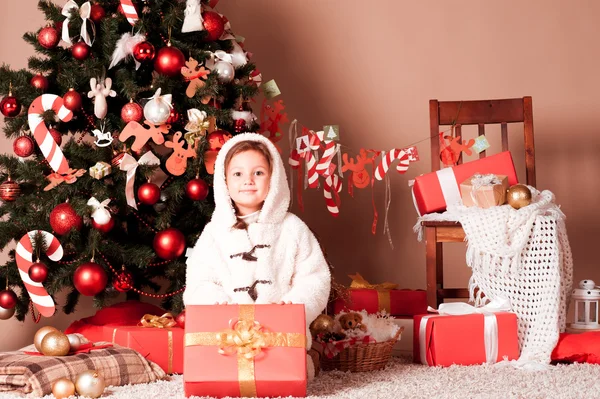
(120, 0, 139, 25)
(324, 174, 342, 217)
(28, 94, 73, 174)
(374, 149, 410, 180)
(316, 141, 338, 176)
(15, 230, 64, 317)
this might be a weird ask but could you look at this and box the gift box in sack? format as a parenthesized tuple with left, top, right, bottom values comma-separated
(413, 302, 520, 367)
(332, 273, 427, 316)
(412, 151, 518, 215)
(184, 304, 307, 398)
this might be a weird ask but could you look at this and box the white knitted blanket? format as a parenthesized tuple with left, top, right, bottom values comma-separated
(414, 187, 573, 365)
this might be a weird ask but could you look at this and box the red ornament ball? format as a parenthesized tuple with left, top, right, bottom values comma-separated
(28, 262, 49, 283)
(175, 310, 185, 328)
(92, 217, 114, 234)
(153, 228, 186, 260)
(166, 109, 180, 124)
(38, 26, 59, 49)
(154, 45, 185, 77)
(202, 11, 225, 41)
(133, 41, 155, 62)
(121, 101, 143, 123)
(113, 269, 134, 292)
(89, 4, 106, 23)
(30, 74, 49, 91)
(1, 96, 21, 118)
(0, 178, 20, 202)
(63, 89, 82, 111)
(73, 262, 107, 296)
(49, 128, 62, 146)
(72, 42, 90, 60)
(50, 203, 83, 235)
(138, 182, 161, 205)
(0, 289, 18, 309)
(186, 178, 209, 201)
(13, 136, 35, 158)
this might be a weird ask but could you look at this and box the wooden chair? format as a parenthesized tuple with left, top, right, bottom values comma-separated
(423, 97, 536, 308)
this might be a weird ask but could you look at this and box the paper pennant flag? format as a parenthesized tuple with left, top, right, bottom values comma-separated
(405, 146, 419, 162)
(323, 125, 340, 141)
(472, 135, 491, 153)
(296, 136, 310, 153)
(262, 79, 281, 99)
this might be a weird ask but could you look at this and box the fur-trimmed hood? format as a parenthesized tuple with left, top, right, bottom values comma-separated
(211, 133, 290, 229)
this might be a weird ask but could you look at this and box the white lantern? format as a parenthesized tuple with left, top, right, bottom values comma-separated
(571, 279, 600, 330)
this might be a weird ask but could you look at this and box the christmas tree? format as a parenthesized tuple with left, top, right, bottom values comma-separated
(0, 0, 261, 321)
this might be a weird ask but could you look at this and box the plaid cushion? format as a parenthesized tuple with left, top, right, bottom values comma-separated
(0, 340, 166, 397)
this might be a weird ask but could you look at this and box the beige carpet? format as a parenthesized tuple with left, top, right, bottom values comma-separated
(6, 356, 600, 399)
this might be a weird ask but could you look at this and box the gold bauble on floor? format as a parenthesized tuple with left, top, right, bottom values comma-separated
(52, 378, 76, 399)
(507, 184, 532, 209)
(33, 326, 59, 352)
(40, 331, 70, 356)
(75, 370, 106, 398)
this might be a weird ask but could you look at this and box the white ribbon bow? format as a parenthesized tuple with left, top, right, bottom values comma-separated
(87, 197, 111, 225)
(421, 298, 511, 366)
(205, 50, 234, 70)
(185, 109, 209, 134)
(146, 88, 173, 109)
(119, 152, 167, 210)
(62, 0, 95, 46)
(181, 0, 204, 33)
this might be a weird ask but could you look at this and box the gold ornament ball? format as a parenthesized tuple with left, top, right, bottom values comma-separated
(75, 370, 105, 399)
(33, 326, 59, 352)
(40, 331, 71, 356)
(67, 333, 82, 351)
(52, 378, 76, 399)
(507, 184, 532, 209)
(309, 314, 335, 336)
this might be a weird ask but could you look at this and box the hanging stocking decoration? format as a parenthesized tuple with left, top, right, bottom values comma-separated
(15, 231, 64, 317)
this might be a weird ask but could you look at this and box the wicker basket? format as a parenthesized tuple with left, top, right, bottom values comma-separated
(320, 327, 404, 372)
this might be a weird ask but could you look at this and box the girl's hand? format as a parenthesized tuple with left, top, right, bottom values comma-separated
(214, 301, 229, 305)
(275, 301, 292, 305)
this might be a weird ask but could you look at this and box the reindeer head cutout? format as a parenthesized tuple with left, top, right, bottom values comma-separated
(342, 149, 374, 189)
(165, 131, 198, 176)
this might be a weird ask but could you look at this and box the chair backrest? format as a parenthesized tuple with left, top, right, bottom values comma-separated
(429, 97, 536, 187)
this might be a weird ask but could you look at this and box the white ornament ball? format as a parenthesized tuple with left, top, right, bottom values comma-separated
(93, 208, 111, 225)
(214, 60, 234, 83)
(67, 333, 82, 351)
(143, 99, 171, 124)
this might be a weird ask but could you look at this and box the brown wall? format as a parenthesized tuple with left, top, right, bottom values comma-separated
(1, 0, 598, 351)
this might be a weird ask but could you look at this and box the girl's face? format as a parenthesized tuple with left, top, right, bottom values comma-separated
(226, 150, 271, 216)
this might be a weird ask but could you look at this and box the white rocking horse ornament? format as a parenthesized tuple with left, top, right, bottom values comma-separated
(91, 127, 113, 147)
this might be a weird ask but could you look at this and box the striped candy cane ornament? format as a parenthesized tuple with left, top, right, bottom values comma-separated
(15, 231, 64, 317)
(28, 94, 73, 174)
(304, 150, 319, 188)
(374, 149, 410, 181)
(324, 174, 342, 217)
(316, 141, 338, 176)
(120, 0, 139, 26)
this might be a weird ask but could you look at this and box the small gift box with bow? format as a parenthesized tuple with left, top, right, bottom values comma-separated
(332, 273, 427, 317)
(413, 301, 520, 367)
(104, 313, 184, 374)
(184, 304, 307, 398)
(89, 161, 112, 180)
(460, 174, 509, 208)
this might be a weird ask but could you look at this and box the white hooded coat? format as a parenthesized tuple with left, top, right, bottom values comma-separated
(183, 133, 331, 347)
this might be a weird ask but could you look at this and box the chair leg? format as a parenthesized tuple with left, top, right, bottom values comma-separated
(435, 241, 444, 308)
(425, 227, 439, 308)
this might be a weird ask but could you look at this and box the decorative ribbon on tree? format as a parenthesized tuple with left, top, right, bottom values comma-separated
(15, 231, 64, 317)
(27, 94, 73, 174)
(61, 0, 95, 46)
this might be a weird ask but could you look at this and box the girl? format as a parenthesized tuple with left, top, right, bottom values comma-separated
(183, 133, 331, 378)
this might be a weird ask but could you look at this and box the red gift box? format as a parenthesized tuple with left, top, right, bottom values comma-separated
(107, 325, 184, 374)
(413, 312, 520, 366)
(412, 151, 518, 215)
(184, 304, 307, 398)
(333, 289, 427, 316)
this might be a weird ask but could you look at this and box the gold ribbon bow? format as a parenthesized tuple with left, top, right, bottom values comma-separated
(185, 305, 305, 397)
(139, 313, 178, 328)
(348, 273, 398, 313)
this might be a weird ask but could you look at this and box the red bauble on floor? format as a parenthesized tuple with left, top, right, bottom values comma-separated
(13, 136, 35, 157)
(73, 262, 107, 296)
(50, 203, 83, 235)
(138, 182, 161, 205)
(185, 178, 209, 201)
(63, 89, 82, 111)
(154, 45, 185, 77)
(153, 228, 185, 260)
